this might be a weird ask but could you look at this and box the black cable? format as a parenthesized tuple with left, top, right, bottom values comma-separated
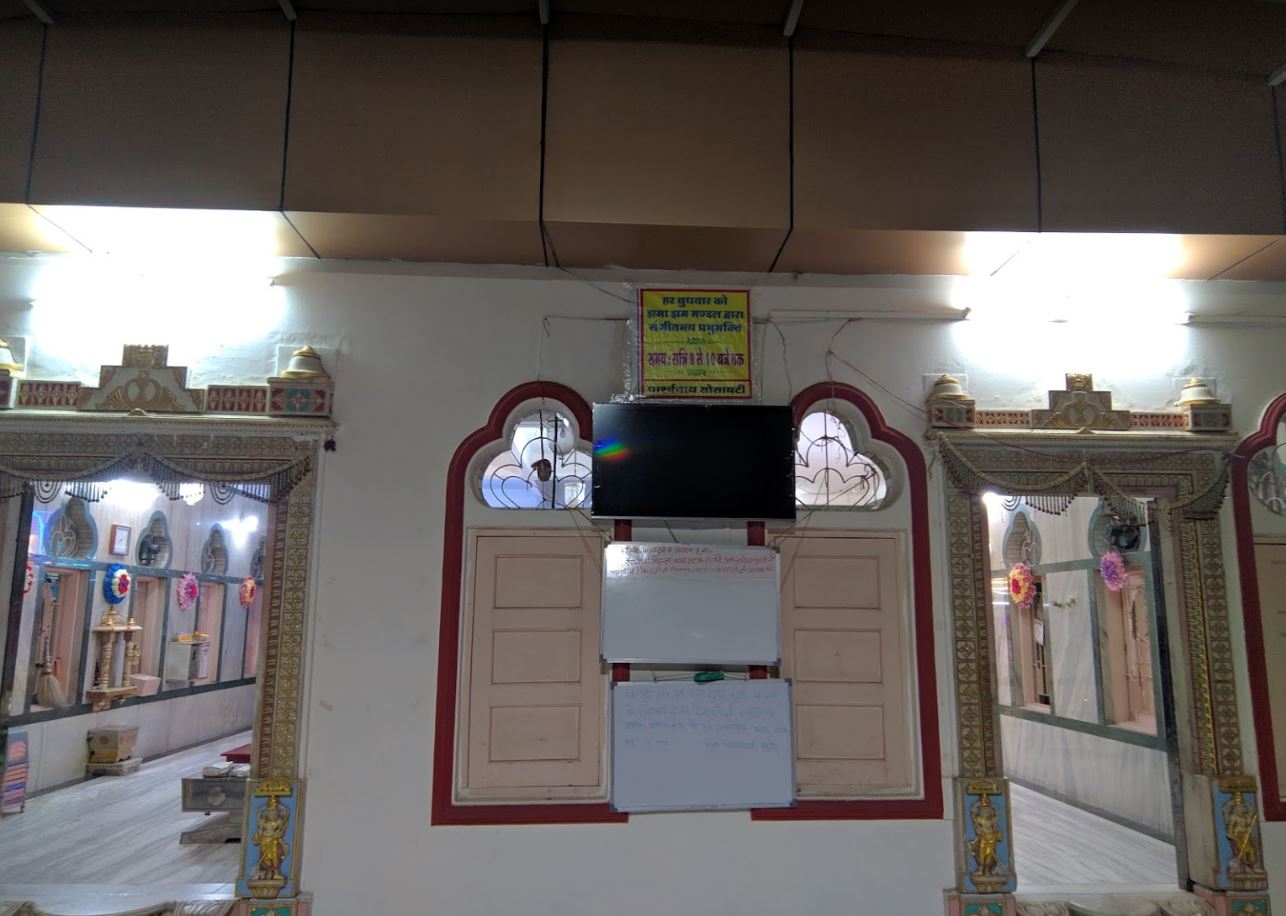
(278, 19, 297, 213)
(1030, 56, 1043, 231)
(1273, 85, 1286, 236)
(768, 34, 795, 272)
(538, 24, 553, 267)
(24, 23, 49, 204)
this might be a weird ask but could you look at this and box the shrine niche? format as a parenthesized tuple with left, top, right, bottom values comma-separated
(932, 373, 1264, 914)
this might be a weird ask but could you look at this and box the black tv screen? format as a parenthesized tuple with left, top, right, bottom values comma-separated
(591, 404, 797, 521)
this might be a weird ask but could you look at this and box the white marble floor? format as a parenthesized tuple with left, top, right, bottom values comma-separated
(0, 731, 249, 887)
(1010, 781, 1180, 890)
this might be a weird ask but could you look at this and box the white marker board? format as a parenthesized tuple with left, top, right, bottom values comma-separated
(601, 543, 780, 664)
(611, 680, 794, 812)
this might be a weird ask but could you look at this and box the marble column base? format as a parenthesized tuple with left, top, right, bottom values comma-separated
(1193, 885, 1271, 915)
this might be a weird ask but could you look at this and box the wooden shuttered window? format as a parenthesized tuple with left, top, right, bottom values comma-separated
(457, 532, 607, 802)
(778, 533, 916, 797)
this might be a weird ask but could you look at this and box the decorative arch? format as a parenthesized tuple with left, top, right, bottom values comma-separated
(753, 381, 942, 820)
(202, 525, 229, 575)
(46, 496, 96, 560)
(1233, 391, 1286, 820)
(137, 511, 172, 568)
(433, 381, 623, 826)
(1002, 509, 1041, 567)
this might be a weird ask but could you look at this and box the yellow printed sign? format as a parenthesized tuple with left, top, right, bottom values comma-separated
(638, 288, 751, 399)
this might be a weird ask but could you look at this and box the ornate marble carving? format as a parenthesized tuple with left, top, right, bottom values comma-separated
(11, 344, 332, 418)
(1031, 374, 1131, 432)
(933, 373, 1231, 433)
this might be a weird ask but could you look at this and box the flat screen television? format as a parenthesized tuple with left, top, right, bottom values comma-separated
(591, 403, 797, 521)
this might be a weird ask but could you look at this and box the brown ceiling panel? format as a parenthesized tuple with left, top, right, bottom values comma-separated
(799, 0, 1058, 49)
(0, 203, 83, 253)
(774, 228, 974, 275)
(544, 221, 786, 272)
(286, 211, 543, 263)
(0, 21, 41, 203)
(794, 43, 1037, 232)
(1037, 55, 1281, 233)
(1214, 238, 1286, 281)
(30, 13, 288, 209)
(0, 0, 32, 18)
(554, 1, 786, 27)
(44, 0, 273, 12)
(544, 18, 789, 231)
(293, 0, 531, 13)
(1048, 0, 1286, 78)
(1174, 234, 1280, 279)
(286, 15, 540, 219)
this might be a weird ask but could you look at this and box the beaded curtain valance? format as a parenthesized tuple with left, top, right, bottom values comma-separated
(935, 432, 1232, 525)
(0, 432, 314, 504)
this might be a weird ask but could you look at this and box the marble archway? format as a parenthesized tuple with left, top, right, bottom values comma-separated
(929, 374, 1268, 916)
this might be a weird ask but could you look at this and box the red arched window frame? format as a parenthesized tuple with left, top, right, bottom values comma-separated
(432, 381, 626, 825)
(752, 381, 943, 820)
(1232, 391, 1286, 820)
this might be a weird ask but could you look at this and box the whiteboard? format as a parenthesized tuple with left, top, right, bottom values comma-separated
(601, 543, 780, 664)
(611, 680, 794, 812)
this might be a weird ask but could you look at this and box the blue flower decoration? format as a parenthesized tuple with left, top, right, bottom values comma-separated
(103, 563, 131, 605)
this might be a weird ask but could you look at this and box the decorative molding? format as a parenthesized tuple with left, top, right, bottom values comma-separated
(10, 345, 332, 419)
(947, 486, 1001, 777)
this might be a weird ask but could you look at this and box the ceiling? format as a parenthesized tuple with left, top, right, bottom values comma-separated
(2, 0, 1286, 78)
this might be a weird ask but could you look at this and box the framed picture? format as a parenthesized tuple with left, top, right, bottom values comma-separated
(109, 524, 131, 557)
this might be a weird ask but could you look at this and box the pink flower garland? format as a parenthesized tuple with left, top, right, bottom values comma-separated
(1008, 562, 1035, 608)
(1099, 551, 1128, 592)
(177, 572, 200, 610)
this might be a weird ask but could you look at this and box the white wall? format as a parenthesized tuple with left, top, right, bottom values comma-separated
(2, 257, 1285, 913)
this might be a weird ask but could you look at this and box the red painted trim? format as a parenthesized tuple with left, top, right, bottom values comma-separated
(432, 381, 626, 826)
(754, 382, 944, 821)
(637, 288, 753, 400)
(1233, 392, 1286, 820)
(748, 523, 769, 679)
